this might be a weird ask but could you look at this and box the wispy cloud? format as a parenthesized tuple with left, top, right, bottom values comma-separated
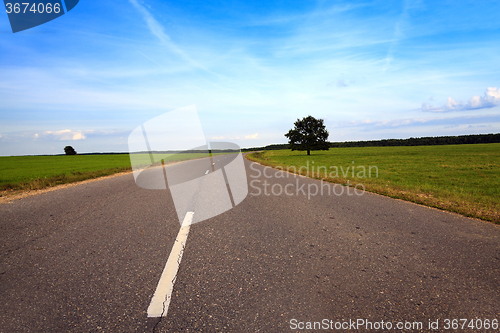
(383, 0, 409, 71)
(422, 87, 500, 112)
(210, 133, 259, 140)
(128, 0, 172, 45)
(37, 129, 92, 141)
(337, 79, 348, 88)
(210, 135, 241, 140)
(330, 114, 500, 131)
(128, 0, 210, 73)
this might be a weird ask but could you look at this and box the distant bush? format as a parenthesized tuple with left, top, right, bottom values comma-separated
(64, 146, 77, 155)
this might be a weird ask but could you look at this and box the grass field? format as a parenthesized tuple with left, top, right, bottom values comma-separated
(0, 152, 221, 195)
(247, 143, 500, 223)
(0, 154, 132, 194)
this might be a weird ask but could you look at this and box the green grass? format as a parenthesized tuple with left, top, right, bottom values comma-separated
(0, 152, 224, 195)
(247, 143, 500, 223)
(0, 154, 132, 194)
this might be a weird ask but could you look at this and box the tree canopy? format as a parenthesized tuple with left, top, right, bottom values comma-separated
(284, 115, 329, 155)
(64, 146, 77, 155)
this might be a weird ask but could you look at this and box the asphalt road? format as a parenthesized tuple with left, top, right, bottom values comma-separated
(1, 155, 499, 332)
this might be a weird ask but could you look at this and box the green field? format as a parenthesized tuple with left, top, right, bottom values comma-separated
(0, 152, 217, 195)
(247, 143, 500, 223)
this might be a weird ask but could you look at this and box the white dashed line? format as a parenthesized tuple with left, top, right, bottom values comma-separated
(147, 212, 194, 317)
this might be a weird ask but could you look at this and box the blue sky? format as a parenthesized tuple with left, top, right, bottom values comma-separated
(1, 0, 500, 155)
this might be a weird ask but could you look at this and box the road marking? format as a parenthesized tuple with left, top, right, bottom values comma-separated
(147, 212, 194, 317)
(205, 170, 209, 175)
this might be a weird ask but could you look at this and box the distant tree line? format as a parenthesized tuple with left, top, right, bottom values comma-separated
(329, 133, 500, 148)
(242, 133, 500, 151)
(241, 144, 289, 152)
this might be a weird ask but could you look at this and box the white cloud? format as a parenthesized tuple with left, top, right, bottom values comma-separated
(211, 135, 241, 140)
(422, 87, 500, 112)
(244, 133, 259, 139)
(41, 129, 89, 141)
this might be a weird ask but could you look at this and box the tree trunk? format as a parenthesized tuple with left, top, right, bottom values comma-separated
(307, 149, 310, 155)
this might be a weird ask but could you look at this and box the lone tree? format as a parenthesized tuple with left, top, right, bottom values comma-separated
(64, 146, 77, 155)
(285, 115, 329, 155)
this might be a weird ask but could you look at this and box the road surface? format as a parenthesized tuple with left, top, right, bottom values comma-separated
(1, 154, 499, 332)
